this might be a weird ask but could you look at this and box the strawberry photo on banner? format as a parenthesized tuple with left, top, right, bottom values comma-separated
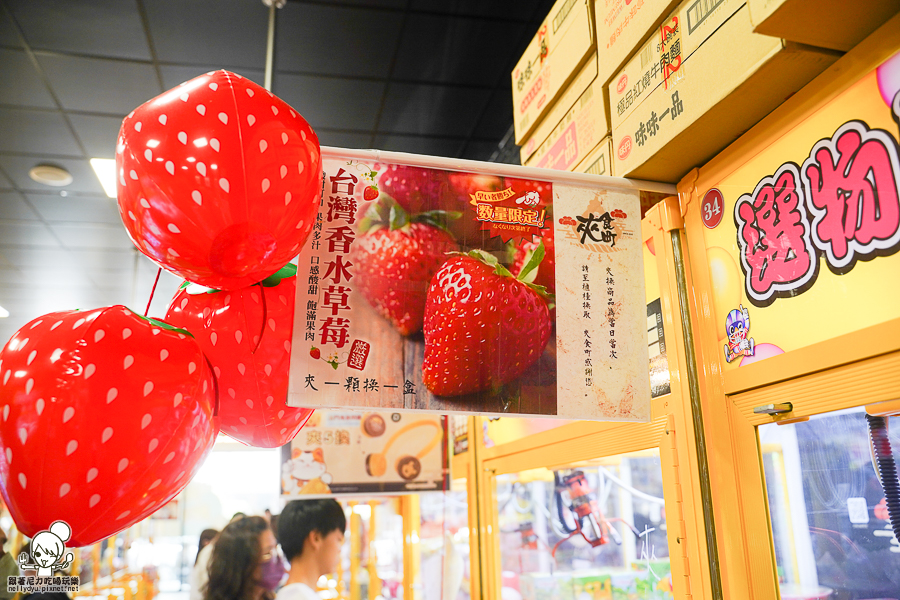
(287, 152, 651, 422)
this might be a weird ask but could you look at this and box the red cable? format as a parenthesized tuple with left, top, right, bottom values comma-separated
(144, 267, 162, 317)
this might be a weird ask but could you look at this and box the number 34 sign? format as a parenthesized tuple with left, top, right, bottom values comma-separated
(702, 188, 724, 229)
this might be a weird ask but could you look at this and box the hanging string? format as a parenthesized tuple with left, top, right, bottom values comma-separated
(144, 267, 162, 317)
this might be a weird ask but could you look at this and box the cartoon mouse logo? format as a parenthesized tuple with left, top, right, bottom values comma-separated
(724, 304, 755, 363)
(18, 521, 74, 576)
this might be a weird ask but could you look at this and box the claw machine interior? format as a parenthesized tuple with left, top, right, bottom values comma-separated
(676, 16, 900, 600)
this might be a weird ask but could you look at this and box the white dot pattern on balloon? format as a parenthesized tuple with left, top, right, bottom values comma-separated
(210, 332, 218, 346)
(209, 82, 218, 91)
(51, 320, 63, 330)
(144, 149, 152, 161)
(213, 366, 221, 378)
(163, 452, 175, 464)
(247, 88, 254, 97)
(73, 319, 84, 329)
(261, 178, 270, 193)
(284, 341, 291, 353)
(219, 179, 229, 192)
(18, 473, 26, 489)
(210, 138, 220, 152)
(298, 161, 304, 174)
(149, 479, 161, 490)
(122, 328, 132, 339)
(247, 115, 256, 126)
(135, 122, 142, 132)
(158, 114, 167, 125)
(36, 398, 44, 415)
(260, 140, 267, 153)
(2, 405, 8, 421)
(203, 380, 208, 393)
(218, 112, 228, 124)
(235, 330, 243, 344)
(87, 467, 98, 482)
(174, 392, 183, 407)
(94, 329, 105, 342)
(266, 396, 273, 406)
(83, 364, 95, 379)
(124, 355, 134, 369)
(277, 410, 284, 419)
(280, 165, 287, 179)
(141, 413, 152, 429)
(107, 388, 117, 403)
(166, 161, 175, 175)
(228, 388, 236, 398)
(102, 427, 113, 443)
(117, 511, 131, 520)
(196, 105, 206, 116)
(180, 93, 188, 102)
(192, 415, 200, 428)
(160, 349, 169, 361)
(245, 399, 253, 409)
(29, 320, 43, 329)
(66, 440, 77, 455)
(89, 494, 100, 508)
(140, 198, 150, 209)
(18, 428, 27, 444)
(59, 483, 70, 497)
(179, 131, 189, 144)
(188, 362, 196, 374)
(5, 448, 10, 463)
(281, 133, 288, 144)
(264, 364, 272, 376)
(25, 378, 33, 394)
(62, 407, 75, 423)
(143, 382, 153, 397)
(197, 162, 206, 176)
(118, 458, 129, 473)
(237, 363, 245, 376)
(148, 438, 159, 452)
(271, 105, 278, 115)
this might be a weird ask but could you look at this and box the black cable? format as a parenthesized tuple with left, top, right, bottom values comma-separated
(866, 414, 900, 541)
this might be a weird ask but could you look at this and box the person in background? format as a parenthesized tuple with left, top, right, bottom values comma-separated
(190, 512, 248, 600)
(196, 530, 218, 566)
(205, 517, 283, 600)
(276, 500, 346, 600)
(0, 529, 18, 600)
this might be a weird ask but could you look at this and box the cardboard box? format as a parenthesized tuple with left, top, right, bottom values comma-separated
(748, 0, 900, 52)
(512, 0, 596, 144)
(611, 3, 840, 181)
(523, 75, 609, 171)
(573, 135, 613, 176)
(520, 56, 599, 164)
(609, 0, 745, 129)
(594, 0, 683, 85)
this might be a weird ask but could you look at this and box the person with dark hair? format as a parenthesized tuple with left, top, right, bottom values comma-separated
(276, 500, 346, 600)
(196, 529, 219, 566)
(205, 516, 284, 600)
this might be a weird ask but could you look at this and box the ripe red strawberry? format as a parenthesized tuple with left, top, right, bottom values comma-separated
(363, 185, 379, 201)
(0, 306, 217, 546)
(423, 250, 552, 396)
(309, 346, 321, 360)
(377, 164, 451, 215)
(512, 227, 556, 294)
(351, 198, 458, 335)
(116, 69, 321, 290)
(165, 264, 313, 448)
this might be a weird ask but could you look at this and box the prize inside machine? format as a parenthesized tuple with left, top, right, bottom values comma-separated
(494, 452, 672, 600)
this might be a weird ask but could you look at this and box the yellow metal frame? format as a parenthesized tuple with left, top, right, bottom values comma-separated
(461, 197, 715, 600)
(676, 15, 900, 599)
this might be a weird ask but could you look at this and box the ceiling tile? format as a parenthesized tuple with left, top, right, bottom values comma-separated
(0, 246, 134, 271)
(473, 89, 514, 139)
(145, 0, 268, 69)
(0, 170, 12, 190)
(0, 220, 61, 247)
(68, 113, 125, 159)
(7, 0, 150, 60)
(0, 48, 56, 109)
(378, 83, 490, 136)
(371, 134, 465, 158)
(461, 140, 505, 162)
(276, 3, 403, 78)
(0, 191, 40, 220)
(50, 223, 135, 250)
(37, 54, 161, 115)
(160, 65, 265, 91)
(409, 0, 548, 19)
(0, 7, 22, 47)
(26, 192, 122, 224)
(275, 73, 385, 131)
(317, 131, 373, 149)
(0, 107, 82, 156)
(0, 268, 25, 285)
(392, 14, 524, 86)
(0, 155, 105, 194)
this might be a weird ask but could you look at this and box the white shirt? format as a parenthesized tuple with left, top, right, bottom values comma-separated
(275, 582, 320, 600)
(189, 543, 214, 600)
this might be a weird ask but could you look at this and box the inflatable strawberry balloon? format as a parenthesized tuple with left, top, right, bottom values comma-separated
(0, 306, 218, 547)
(165, 264, 313, 448)
(116, 70, 321, 290)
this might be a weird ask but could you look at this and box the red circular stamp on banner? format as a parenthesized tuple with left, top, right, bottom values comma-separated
(617, 136, 632, 160)
(701, 188, 725, 229)
(617, 74, 628, 94)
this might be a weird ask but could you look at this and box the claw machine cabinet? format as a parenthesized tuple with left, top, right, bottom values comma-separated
(677, 15, 900, 600)
(468, 196, 717, 600)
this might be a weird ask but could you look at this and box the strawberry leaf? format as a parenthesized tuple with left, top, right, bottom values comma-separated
(126, 308, 195, 338)
(359, 196, 395, 233)
(259, 262, 298, 286)
(465, 249, 514, 278)
(413, 210, 462, 237)
(389, 202, 409, 230)
(516, 240, 545, 284)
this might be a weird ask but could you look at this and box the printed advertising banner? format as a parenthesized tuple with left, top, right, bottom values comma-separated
(281, 410, 448, 497)
(287, 151, 651, 421)
(694, 50, 900, 372)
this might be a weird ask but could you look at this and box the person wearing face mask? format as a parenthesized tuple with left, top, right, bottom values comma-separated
(205, 516, 285, 600)
(276, 500, 346, 600)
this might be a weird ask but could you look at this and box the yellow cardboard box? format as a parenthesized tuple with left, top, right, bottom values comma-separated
(512, 0, 596, 145)
(594, 0, 682, 85)
(523, 76, 608, 171)
(748, 0, 899, 52)
(609, 0, 745, 130)
(611, 3, 839, 181)
(573, 135, 613, 176)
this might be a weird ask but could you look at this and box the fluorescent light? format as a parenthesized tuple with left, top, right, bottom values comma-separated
(90, 158, 118, 199)
(0, 305, 8, 318)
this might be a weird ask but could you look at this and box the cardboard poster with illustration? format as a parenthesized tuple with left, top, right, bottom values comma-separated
(286, 150, 651, 422)
(280, 411, 448, 496)
(692, 49, 900, 371)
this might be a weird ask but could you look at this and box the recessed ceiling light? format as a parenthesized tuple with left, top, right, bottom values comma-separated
(0, 305, 9, 319)
(90, 158, 117, 198)
(29, 164, 73, 187)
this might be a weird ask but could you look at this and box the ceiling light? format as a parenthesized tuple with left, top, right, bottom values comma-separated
(0, 306, 9, 319)
(29, 164, 73, 187)
(90, 158, 118, 198)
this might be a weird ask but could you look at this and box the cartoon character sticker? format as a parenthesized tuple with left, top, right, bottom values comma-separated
(18, 521, 74, 577)
(724, 305, 755, 363)
(281, 448, 333, 495)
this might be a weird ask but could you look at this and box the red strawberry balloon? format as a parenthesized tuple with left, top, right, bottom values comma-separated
(165, 264, 313, 448)
(116, 70, 321, 290)
(423, 248, 552, 396)
(351, 197, 458, 335)
(0, 306, 218, 547)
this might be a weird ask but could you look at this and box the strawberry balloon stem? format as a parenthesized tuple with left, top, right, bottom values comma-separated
(144, 267, 162, 317)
